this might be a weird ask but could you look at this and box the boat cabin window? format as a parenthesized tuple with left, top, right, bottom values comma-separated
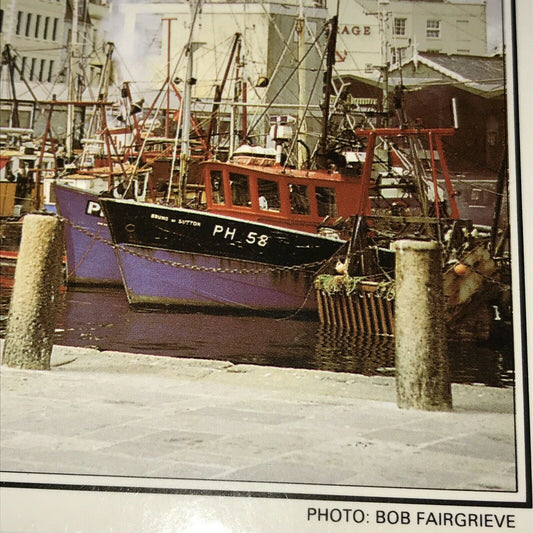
(210, 170, 225, 204)
(470, 188, 483, 203)
(134, 170, 151, 202)
(230, 172, 251, 207)
(316, 186, 338, 217)
(289, 184, 310, 215)
(257, 178, 281, 212)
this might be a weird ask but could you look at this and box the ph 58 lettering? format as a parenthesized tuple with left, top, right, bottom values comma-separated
(212, 224, 269, 246)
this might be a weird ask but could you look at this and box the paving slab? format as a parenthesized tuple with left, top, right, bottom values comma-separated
(0, 342, 517, 492)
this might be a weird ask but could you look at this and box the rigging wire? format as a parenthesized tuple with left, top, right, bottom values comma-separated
(246, 20, 329, 140)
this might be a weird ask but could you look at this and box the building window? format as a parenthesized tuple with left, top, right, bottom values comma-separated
(29, 58, 36, 81)
(393, 18, 406, 36)
(427, 20, 441, 39)
(391, 47, 407, 65)
(52, 18, 58, 41)
(35, 15, 41, 38)
(48, 60, 54, 82)
(38, 59, 45, 81)
(16, 11, 22, 35)
(43, 17, 50, 40)
(470, 188, 483, 203)
(456, 20, 470, 42)
(25, 13, 32, 37)
(0, 9, 4, 33)
(20, 57, 27, 80)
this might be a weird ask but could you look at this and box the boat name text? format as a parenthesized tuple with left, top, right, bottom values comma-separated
(149, 213, 201, 227)
(213, 224, 269, 247)
(86, 201, 103, 217)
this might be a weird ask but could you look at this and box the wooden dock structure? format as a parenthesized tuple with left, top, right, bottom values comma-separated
(315, 277, 395, 336)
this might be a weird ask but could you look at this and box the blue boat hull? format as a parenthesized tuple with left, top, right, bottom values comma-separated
(101, 198, 345, 314)
(54, 183, 122, 286)
(116, 246, 318, 313)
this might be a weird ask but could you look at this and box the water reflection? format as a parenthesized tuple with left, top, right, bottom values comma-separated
(313, 326, 395, 376)
(1, 287, 515, 388)
(448, 341, 515, 388)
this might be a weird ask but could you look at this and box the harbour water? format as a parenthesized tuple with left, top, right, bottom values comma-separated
(2, 286, 514, 388)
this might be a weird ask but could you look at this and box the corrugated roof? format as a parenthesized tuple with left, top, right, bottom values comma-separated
(390, 52, 505, 97)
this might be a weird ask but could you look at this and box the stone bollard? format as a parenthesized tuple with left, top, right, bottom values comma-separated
(393, 240, 452, 411)
(2, 214, 65, 370)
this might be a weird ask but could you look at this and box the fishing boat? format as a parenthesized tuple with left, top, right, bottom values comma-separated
(100, 113, 468, 314)
(100, 145, 364, 313)
(53, 165, 152, 286)
(51, 79, 196, 286)
(99, 6, 472, 315)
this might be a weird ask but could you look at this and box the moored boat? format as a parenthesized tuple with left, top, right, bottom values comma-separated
(99, 147, 370, 313)
(54, 182, 122, 286)
(100, 197, 343, 313)
(100, 124, 461, 314)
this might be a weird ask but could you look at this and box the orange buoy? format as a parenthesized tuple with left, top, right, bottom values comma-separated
(454, 263, 468, 276)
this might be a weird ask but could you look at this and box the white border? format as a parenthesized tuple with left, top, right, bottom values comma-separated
(1, 0, 531, 530)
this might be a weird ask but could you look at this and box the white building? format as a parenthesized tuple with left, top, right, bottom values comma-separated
(106, 1, 489, 106)
(334, 0, 488, 82)
(0, 0, 111, 133)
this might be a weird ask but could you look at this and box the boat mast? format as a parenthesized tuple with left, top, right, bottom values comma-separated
(163, 17, 177, 139)
(179, 45, 193, 201)
(66, 0, 80, 159)
(1, 45, 20, 128)
(296, 0, 307, 168)
(176, 0, 201, 207)
(206, 33, 242, 158)
(80, 42, 115, 167)
(378, 0, 390, 127)
(317, 7, 338, 167)
(229, 38, 244, 158)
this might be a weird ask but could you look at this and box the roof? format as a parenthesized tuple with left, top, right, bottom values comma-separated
(389, 52, 505, 98)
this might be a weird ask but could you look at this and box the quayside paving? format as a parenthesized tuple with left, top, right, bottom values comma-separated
(0, 342, 516, 491)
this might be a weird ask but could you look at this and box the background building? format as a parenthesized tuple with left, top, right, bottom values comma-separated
(0, 0, 111, 144)
(0, 0, 504, 178)
(334, 0, 488, 83)
(109, 0, 329, 145)
(389, 51, 506, 174)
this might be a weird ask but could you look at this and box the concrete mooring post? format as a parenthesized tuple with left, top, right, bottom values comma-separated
(2, 214, 65, 370)
(393, 240, 452, 411)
